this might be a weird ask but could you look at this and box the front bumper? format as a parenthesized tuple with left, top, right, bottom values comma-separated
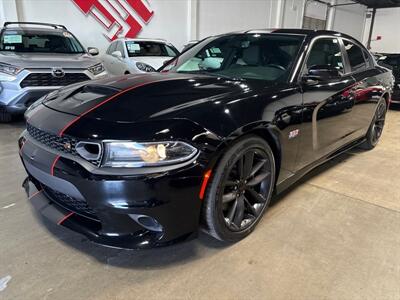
(19, 131, 205, 249)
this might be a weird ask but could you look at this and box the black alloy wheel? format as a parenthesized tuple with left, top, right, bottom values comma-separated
(203, 136, 275, 242)
(360, 99, 387, 150)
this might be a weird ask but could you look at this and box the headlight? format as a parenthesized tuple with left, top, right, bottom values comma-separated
(0, 63, 21, 80)
(136, 62, 156, 72)
(88, 63, 105, 75)
(103, 141, 198, 168)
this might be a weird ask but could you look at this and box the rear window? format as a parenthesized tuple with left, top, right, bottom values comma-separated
(343, 40, 368, 72)
(125, 41, 178, 57)
(0, 29, 85, 53)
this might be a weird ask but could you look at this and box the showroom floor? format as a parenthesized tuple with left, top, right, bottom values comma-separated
(0, 110, 399, 300)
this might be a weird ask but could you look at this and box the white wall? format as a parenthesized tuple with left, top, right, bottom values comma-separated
(3, 0, 190, 53)
(282, 0, 306, 28)
(304, 0, 327, 20)
(0, 0, 369, 53)
(197, 0, 281, 39)
(333, 0, 366, 42)
(362, 8, 400, 53)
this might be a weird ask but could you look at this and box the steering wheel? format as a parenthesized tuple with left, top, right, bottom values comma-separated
(266, 64, 286, 71)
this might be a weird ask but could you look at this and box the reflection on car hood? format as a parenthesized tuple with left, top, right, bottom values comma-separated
(43, 72, 250, 123)
(131, 56, 173, 70)
(0, 52, 101, 69)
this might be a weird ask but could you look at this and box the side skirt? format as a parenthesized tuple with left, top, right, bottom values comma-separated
(275, 137, 366, 195)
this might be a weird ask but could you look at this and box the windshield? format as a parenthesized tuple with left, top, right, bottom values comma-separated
(125, 41, 179, 57)
(161, 34, 305, 82)
(0, 29, 85, 53)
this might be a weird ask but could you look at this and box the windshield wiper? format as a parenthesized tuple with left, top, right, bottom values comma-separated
(178, 70, 243, 81)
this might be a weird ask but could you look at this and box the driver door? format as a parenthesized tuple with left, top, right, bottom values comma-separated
(296, 37, 356, 170)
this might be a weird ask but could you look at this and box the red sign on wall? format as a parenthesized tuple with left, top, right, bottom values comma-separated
(71, 0, 154, 40)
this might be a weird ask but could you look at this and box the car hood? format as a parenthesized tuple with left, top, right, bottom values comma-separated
(43, 72, 251, 123)
(0, 52, 100, 69)
(131, 56, 173, 69)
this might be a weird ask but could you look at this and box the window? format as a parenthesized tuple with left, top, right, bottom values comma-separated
(343, 40, 367, 72)
(167, 34, 304, 82)
(306, 38, 344, 74)
(0, 29, 85, 53)
(362, 49, 373, 68)
(116, 41, 125, 58)
(107, 42, 117, 55)
(125, 41, 178, 57)
(165, 45, 178, 57)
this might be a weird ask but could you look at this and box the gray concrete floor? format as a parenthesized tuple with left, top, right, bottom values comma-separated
(0, 110, 399, 300)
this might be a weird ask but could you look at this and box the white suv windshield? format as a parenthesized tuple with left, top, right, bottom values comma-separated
(163, 34, 305, 82)
(0, 29, 85, 53)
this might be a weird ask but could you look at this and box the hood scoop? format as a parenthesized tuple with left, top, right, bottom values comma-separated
(43, 84, 121, 116)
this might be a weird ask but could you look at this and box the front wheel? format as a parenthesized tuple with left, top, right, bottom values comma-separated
(202, 136, 276, 242)
(360, 99, 387, 150)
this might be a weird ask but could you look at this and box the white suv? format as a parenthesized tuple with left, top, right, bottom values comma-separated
(0, 22, 107, 122)
(102, 38, 179, 75)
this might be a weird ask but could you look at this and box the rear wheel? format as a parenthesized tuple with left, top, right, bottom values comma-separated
(0, 111, 12, 123)
(203, 136, 275, 242)
(360, 99, 387, 150)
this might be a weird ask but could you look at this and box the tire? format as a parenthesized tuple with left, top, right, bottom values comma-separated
(0, 111, 12, 123)
(202, 135, 276, 242)
(359, 98, 387, 150)
(124, 71, 130, 75)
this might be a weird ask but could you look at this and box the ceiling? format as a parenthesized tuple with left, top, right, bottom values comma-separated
(352, 0, 400, 8)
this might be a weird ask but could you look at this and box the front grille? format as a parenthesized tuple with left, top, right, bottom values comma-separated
(26, 123, 102, 166)
(43, 185, 99, 221)
(20, 73, 90, 88)
(27, 123, 78, 156)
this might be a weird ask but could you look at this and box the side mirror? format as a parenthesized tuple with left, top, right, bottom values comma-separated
(88, 47, 99, 56)
(302, 65, 341, 85)
(111, 50, 123, 59)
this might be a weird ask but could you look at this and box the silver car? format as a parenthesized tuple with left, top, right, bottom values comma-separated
(0, 22, 107, 122)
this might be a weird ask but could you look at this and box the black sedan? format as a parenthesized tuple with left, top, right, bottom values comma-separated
(19, 29, 393, 249)
(376, 53, 400, 106)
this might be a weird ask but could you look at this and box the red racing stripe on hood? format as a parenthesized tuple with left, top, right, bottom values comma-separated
(58, 78, 172, 137)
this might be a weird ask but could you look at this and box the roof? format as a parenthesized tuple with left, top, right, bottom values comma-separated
(2, 26, 66, 33)
(215, 28, 357, 41)
(116, 37, 168, 43)
(352, 0, 400, 8)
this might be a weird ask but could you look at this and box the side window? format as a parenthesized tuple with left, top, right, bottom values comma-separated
(362, 49, 373, 68)
(343, 40, 367, 72)
(306, 38, 344, 74)
(165, 45, 178, 57)
(107, 42, 117, 55)
(116, 41, 125, 58)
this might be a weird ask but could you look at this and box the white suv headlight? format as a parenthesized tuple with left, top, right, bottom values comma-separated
(0, 63, 21, 81)
(88, 63, 105, 75)
(102, 141, 198, 168)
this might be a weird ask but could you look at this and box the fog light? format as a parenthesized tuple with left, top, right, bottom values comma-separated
(129, 214, 163, 232)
